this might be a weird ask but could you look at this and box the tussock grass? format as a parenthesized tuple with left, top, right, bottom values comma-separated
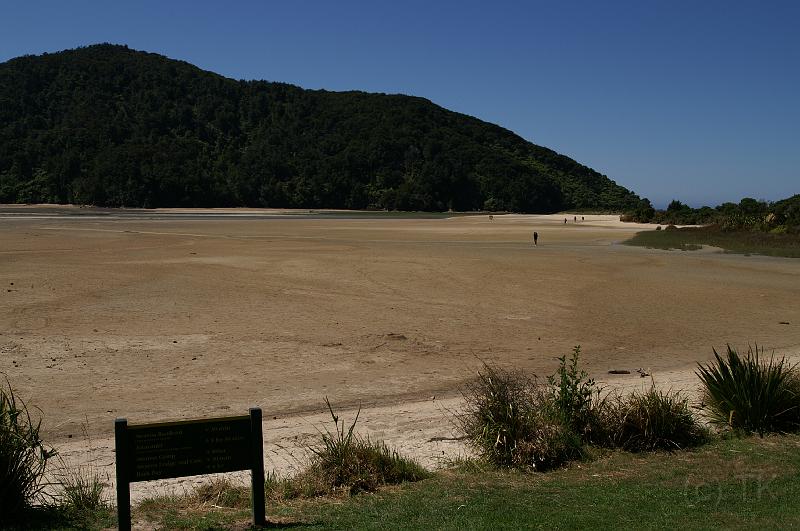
(459, 364, 540, 467)
(604, 385, 708, 451)
(0, 378, 57, 524)
(459, 362, 583, 471)
(697, 344, 800, 435)
(191, 477, 250, 509)
(56, 462, 108, 514)
(300, 399, 430, 495)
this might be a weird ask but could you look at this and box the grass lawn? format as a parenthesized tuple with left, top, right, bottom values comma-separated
(624, 227, 800, 258)
(114, 434, 800, 530)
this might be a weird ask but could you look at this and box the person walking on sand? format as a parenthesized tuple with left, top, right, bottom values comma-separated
(533, 231, 538, 246)
(564, 217, 567, 224)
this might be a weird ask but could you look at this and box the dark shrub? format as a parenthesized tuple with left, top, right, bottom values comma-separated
(0, 380, 57, 523)
(510, 415, 583, 471)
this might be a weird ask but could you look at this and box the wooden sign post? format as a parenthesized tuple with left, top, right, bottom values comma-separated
(114, 408, 265, 530)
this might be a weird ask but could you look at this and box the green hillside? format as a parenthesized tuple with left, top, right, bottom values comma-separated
(0, 44, 640, 211)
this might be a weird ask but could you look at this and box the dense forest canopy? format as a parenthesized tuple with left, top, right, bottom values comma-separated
(622, 195, 800, 234)
(0, 44, 642, 212)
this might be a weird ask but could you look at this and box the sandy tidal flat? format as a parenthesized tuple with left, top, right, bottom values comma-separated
(1, 207, 799, 500)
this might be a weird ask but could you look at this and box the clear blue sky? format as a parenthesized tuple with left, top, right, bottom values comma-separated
(2, 1, 798, 208)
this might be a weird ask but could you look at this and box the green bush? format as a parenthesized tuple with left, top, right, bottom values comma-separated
(509, 415, 583, 471)
(605, 386, 708, 451)
(303, 399, 430, 495)
(0, 379, 57, 523)
(459, 363, 583, 471)
(697, 345, 800, 435)
(460, 347, 717, 472)
(547, 346, 605, 443)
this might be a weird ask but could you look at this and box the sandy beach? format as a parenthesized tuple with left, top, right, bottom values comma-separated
(1, 206, 799, 502)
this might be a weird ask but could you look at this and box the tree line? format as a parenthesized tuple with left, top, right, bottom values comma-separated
(0, 44, 641, 212)
(623, 195, 800, 233)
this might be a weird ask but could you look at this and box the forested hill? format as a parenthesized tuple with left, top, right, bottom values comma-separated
(0, 44, 641, 212)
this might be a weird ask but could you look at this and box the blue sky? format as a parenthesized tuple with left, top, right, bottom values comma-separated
(2, 1, 798, 208)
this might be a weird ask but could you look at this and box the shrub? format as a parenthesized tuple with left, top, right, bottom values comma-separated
(303, 399, 430, 495)
(547, 346, 604, 443)
(459, 363, 583, 471)
(510, 415, 583, 471)
(460, 364, 539, 467)
(696, 344, 800, 435)
(605, 385, 708, 451)
(0, 379, 57, 523)
(56, 462, 107, 514)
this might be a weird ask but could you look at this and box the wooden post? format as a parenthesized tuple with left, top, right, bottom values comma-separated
(250, 407, 266, 527)
(115, 418, 131, 531)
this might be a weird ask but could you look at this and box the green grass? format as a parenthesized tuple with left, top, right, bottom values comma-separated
(125, 434, 800, 529)
(3, 504, 115, 530)
(624, 226, 800, 258)
(135, 480, 253, 530)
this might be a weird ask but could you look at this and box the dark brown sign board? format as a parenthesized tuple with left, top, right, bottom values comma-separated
(115, 408, 265, 530)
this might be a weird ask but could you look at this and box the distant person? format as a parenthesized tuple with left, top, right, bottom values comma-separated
(574, 215, 577, 223)
(582, 216, 585, 222)
(564, 218, 567, 224)
(489, 214, 493, 221)
(533, 231, 538, 246)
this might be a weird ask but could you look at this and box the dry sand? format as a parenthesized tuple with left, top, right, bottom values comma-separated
(1, 206, 799, 502)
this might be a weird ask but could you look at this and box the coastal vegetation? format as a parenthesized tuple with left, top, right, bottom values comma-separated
(280, 399, 430, 498)
(622, 195, 800, 231)
(0, 44, 640, 213)
(459, 348, 707, 472)
(5, 342, 800, 528)
(624, 225, 800, 258)
(623, 195, 800, 257)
